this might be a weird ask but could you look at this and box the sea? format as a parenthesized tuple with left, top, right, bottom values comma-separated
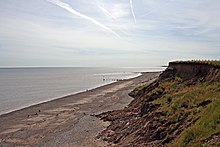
(0, 67, 164, 115)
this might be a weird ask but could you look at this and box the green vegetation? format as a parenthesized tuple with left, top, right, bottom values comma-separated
(132, 72, 220, 146)
(170, 60, 220, 67)
(150, 77, 220, 146)
(131, 82, 151, 96)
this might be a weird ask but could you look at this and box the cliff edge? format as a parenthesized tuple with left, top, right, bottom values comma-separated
(97, 60, 220, 146)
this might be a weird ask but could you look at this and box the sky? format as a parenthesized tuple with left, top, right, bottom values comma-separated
(0, 0, 220, 67)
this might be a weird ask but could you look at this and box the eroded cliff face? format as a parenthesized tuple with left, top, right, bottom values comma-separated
(97, 61, 220, 147)
(167, 62, 220, 81)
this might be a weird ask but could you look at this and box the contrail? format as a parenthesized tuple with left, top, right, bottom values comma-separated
(130, 0, 136, 23)
(97, 5, 115, 20)
(47, 0, 120, 38)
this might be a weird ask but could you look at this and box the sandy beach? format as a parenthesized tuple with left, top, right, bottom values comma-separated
(0, 72, 160, 147)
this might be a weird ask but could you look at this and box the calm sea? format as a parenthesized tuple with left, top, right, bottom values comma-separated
(0, 67, 164, 115)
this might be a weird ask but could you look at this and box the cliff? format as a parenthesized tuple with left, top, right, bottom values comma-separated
(167, 61, 220, 81)
(97, 60, 220, 146)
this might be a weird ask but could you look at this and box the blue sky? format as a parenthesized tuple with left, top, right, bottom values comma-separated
(0, 0, 219, 67)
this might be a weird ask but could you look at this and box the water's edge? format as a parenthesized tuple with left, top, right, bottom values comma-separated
(0, 73, 143, 116)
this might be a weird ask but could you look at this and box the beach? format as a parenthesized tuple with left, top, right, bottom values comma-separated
(0, 72, 160, 147)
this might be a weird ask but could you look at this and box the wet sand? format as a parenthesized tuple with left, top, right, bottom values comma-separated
(0, 72, 160, 147)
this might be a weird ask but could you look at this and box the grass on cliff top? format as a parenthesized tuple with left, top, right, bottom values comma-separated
(150, 77, 220, 146)
(170, 60, 220, 67)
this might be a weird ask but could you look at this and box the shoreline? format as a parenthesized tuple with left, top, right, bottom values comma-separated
(0, 72, 143, 116)
(0, 72, 161, 147)
(0, 72, 143, 117)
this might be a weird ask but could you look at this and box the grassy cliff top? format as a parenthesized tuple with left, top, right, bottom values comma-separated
(170, 60, 220, 67)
